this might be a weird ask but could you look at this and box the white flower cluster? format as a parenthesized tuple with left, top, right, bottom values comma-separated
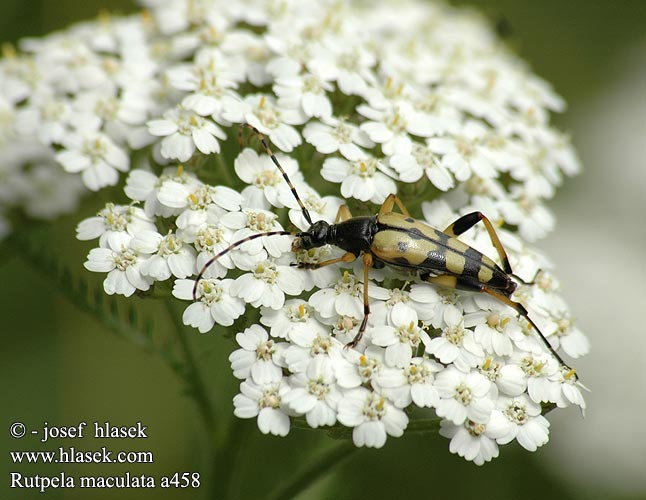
(0, 12, 162, 235)
(77, 168, 588, 465)
(4, 0, 590, 464)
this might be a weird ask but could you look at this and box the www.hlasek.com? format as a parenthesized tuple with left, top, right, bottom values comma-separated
(9, 421, 200, 493)
(11, 446, 153, 465)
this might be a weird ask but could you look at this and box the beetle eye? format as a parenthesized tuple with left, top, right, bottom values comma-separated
(310, 221, 329, 242)
(295, 235, 313, 250)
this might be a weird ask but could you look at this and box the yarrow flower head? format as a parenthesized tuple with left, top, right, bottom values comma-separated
(3, 0, 589, 466)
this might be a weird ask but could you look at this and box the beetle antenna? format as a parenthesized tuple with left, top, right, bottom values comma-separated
(192, 230, 295, 300)
(239, 123, 313, 226)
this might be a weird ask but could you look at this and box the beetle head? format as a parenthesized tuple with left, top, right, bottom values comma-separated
(292, 220, 331, 251)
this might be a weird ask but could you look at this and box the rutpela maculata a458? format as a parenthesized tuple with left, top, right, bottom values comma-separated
(193, 124, 578, 381)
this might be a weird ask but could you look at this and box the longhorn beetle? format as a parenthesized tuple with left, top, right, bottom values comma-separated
(193, 124, 577, 380)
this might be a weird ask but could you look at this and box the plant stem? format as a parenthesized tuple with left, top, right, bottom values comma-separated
(214, 149, 238, 187)
(164, 299, 217, 433)
(210, 417, 249, 500)
(406, 416, 442, 434)
(164, 300, 228, 500)
(265, 441, 358, 500)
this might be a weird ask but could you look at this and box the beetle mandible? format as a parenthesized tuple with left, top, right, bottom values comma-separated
(193, 124, 577, 380)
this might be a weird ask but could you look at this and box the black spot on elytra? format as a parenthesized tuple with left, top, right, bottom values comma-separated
(407, 228, 424, 239)
(424, 250, 446, 271)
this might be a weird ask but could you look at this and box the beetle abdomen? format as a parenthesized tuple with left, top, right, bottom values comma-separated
(373, 213, 510, 290)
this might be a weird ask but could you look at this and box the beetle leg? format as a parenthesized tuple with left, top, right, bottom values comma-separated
(346, 253, 374, 349)
(512, 270, 540, 286)
(421, 273, 576, 379)
(480, 285, 575, 379)
(294, 251, 356, 269)
(335, 204, 353, 223)
(379, 193, 411, 217)
(420, 273, 460, 290)
(443, 212, 512, 274)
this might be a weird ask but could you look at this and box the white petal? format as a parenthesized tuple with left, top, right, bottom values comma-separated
(193, 128, 220, 155)
(147, 118, 179, 136)
(305, 402, 336, 428)
(382, 406, 408, 437)
(183, 302, 215, 333)
(105, 143, 130, 171)
(321, 158, 349, 182)
(257, 407, 290, 436)
(251, 360, 283, 385)
(385, 343, 412, 368)
(229, 349, 255, 378)
(82, 164, 118, 191)
(436, 399, 467, 425)
(161, 134, 195, 162)
(233, 394, 259, 418)
(157, 181, 190, 209)
(353, 421, 387, 448)
(410, 384, 439, 408)
(84, 248, 116, 272)
(56, 150, 90, 173)
(104, 269, 135, 297)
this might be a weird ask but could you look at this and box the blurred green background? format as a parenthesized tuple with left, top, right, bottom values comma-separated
(1, 1, 645, 499)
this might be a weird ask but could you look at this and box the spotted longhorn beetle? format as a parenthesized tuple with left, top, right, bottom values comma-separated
(193, 124, 577, 380)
